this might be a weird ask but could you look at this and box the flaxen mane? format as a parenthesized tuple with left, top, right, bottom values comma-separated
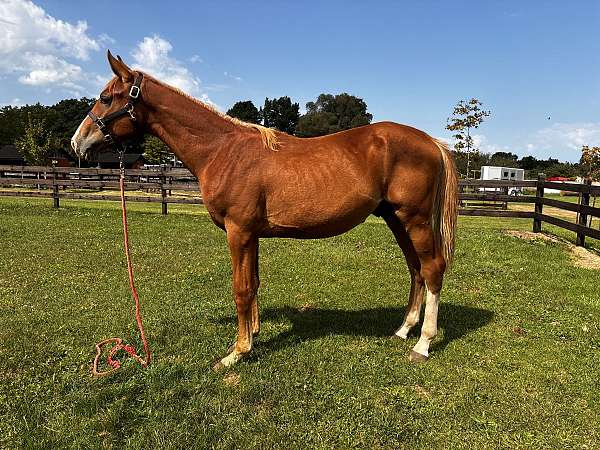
(143, 73, 279, 151)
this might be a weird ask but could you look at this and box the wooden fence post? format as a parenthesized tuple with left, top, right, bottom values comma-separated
(160, 167, 168, 215)
(52, 165, 59, 209)
(576, 178, 592, 246)
(533, 173, 545, 233)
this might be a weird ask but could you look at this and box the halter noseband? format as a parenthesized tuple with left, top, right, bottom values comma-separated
(87, 74, 144, 159)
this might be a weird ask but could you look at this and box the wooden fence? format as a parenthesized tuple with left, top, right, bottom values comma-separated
(458, 174, 600, 246)
(0, 164, 200, 215)
(1, 165, 599, 246)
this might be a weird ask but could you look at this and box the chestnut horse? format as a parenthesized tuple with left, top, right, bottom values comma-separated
(72, 51, 458, 369)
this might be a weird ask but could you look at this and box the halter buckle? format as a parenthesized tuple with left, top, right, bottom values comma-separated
(129, 85, 141, 99)
(96, 117, 106, 129)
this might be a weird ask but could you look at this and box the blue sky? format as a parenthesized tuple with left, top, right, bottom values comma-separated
(1, 0, 599, 161)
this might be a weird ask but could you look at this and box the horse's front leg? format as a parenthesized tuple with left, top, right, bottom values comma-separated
(213, 225, 259, 371)
(251, 238, 260, 337)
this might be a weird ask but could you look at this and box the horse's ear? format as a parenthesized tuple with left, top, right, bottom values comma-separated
(107, 50, 133, 82)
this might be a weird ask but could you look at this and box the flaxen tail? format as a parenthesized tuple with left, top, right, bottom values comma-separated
(431, 138, 459, 268)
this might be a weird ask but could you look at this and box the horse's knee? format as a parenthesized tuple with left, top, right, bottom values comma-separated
(234, 287, 256, 313)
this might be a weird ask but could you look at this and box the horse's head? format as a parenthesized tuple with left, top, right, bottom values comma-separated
(71, 50, 147, 159)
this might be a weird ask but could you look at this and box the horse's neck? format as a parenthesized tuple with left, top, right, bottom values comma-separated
(144, 78, 235, 174)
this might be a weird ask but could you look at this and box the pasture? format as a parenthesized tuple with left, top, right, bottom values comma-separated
(1, 197, 599, 449)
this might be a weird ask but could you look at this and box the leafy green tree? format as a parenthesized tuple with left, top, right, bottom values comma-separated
(446, 98, 490, 178)
(227, 100, 261, 124)
(0, 103, 46, 145)
(14, 113, 57, 165)
(142, 135, 173, 165)
(452, 150, 490, 178)
(260, 97, 300, 134)
(581, 145, 600, 180)
(295, 93, 372, 137)
(48, 98, 96, 147)
(519, 155, 539, 171)
(0, 98, 94, 149)
(544, 162, 578, 178)
(490, 151, 519, 168)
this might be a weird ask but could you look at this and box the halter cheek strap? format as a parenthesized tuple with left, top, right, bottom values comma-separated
(88, 74, 144, 149)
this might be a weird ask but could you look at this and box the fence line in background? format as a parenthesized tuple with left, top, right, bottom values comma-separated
(1, 165, 599, 245)
(0, 164, 199, 214)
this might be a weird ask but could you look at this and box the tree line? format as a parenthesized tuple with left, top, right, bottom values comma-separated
(226, 94, 372, 137)
(1, 94, 598, 179)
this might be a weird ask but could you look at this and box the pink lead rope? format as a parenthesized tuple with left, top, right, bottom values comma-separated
(93, 168, 151, 376)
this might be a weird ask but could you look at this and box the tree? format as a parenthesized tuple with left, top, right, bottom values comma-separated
(489, 151, 519, 168)
(260, 97, 300, 134)
(295, 93, 372, 137)
(48, 98, 96, 148)
(519, 155, 539, 171)
(452, 151, 490, 179)
(15, 113, 57, 165)
(142, 135, 173, 165)
(226, 101, 261, 124)
(581, 145, 600, 180)
(446, 98, 490, 178)
(0, 103, 46, 145)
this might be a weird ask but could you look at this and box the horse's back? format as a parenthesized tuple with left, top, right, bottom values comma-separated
(256, 122, 441, 237)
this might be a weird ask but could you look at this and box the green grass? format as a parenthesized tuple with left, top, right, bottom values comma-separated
(1, 198, 599, 449)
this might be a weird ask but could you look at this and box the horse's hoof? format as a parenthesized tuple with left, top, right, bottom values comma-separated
(392, 331, 408, 340)
(211, 347, 251, 371)
(409, 350, 429, 363)
(212, 358, 225, 372)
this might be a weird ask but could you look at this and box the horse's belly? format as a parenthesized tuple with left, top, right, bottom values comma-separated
(263, 191, 379, 239)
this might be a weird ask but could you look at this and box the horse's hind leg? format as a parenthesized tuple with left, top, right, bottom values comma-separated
(396, 267, 425, 339)
(381, 211, 425, 340)
(404, 220, 446, 363)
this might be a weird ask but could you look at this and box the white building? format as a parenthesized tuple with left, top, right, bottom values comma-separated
(480, 166, 525, 195)
(480, 166, 525, 182)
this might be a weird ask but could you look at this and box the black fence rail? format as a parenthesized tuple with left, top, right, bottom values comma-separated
(0, 164, 200, 215)
(1, 166, 599, 246)
(458, 175, 600, 246)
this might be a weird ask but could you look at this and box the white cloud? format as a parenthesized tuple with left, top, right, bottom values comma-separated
(224, 71, 242, 82)
(189, 54, 203, 63)
(445, 133, 511, 155)
(0, 0, 99, 60)
(0, 0, 101, 95)
(17, 52, 83, 88)
(98, 33, 115, 45)
(471, 134, 511, 154)
(1, 97, 25, 107)
(131, 35, 203, 96)
(526, 122, 600, 161)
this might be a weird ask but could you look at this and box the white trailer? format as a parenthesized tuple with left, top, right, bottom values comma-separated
(480, 166, 525, 195)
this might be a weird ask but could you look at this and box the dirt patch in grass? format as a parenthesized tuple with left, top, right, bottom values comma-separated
(570, 246, 600, 270)
(506, 230, 600, 269)
(414, 385, 431, 399)
(223, 372, 240, 386)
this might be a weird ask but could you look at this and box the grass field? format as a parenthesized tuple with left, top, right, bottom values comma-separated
(1, 197, 599, 449)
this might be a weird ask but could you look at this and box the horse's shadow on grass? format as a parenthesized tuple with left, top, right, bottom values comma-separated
(216, 304, 493, 355)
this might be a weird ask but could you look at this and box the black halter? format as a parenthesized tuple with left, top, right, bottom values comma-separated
(88, 74, 144, 166)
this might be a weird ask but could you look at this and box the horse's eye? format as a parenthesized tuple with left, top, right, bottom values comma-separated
(99, 94, 112, 105)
